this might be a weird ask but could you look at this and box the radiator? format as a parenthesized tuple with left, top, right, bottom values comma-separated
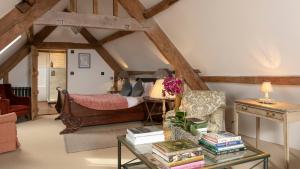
(11, 87, 31, 97)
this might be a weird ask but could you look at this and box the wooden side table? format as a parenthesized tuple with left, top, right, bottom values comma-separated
(143, 96, 174, 125)
(234, 98, 300, 169)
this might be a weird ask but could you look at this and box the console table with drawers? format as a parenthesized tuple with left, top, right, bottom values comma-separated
(234, 99, 300, 169)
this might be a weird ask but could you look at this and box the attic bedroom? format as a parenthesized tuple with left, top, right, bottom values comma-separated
(0, 0, 300, 169)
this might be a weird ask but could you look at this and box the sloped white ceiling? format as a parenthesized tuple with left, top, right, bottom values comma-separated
(104, 32, 171, 70)
(151, 0, 300, 76)
(0, 0, 21, 18)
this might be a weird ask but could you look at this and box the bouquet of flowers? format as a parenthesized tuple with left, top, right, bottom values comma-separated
(162, 76, 184, 96)
(163, 76, 188, 129)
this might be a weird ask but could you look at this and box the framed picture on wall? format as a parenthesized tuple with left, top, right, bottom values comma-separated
(78, 53, 91, 68)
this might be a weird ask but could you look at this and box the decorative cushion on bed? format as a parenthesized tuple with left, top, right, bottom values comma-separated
(120, 79, 132, 96)
(131, 79, 144, 97)
(142, 82, 154, 96)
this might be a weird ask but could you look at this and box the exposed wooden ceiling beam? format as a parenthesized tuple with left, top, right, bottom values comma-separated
(0, 45, 31, 78)
(143, 0, 178, 19)
(128, 69, 201, 76)
(69, 0, 77, 12)
(0, 24, 58, 79)
(26, 26, 34, 44)
(33, 26, 57, 43)
(119, 0, 208, 90)
(201, 76, 300, 86)
(93, 0, 98, 14)
(34, 11, 147, 31)
(34, 42, 97, 50)
(25, 0, 36, 6)
(98, 31, 134, 45)
(0, 0, 60, 51)
(79, 28, 123, 73)
(113, 0, 119, 16)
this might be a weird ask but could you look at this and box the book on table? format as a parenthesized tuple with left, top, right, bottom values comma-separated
(152, 139, 204, 168)
(203, 149, 247, 163)
(127, 126, 163, 137)
(200, 131, 246, 155)
(203, 131, 242, 143)
(126, 134, 164, 145)
(126, 126, 164, 145)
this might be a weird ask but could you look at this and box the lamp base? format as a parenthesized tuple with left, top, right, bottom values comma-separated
(257, 98, 275, 104)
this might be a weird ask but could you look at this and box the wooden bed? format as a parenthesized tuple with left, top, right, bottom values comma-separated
(55, 87, 146, 134)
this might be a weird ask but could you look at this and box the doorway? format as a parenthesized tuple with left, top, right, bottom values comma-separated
(37, 51, 67, 115)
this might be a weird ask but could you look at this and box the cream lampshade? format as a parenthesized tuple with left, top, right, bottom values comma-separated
(150, 79, 165, 99)
(259, 82, 274, 104)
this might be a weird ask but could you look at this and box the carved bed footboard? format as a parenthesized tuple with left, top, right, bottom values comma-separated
(56, 88, 146, 134)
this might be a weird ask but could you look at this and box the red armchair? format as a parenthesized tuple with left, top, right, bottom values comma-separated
(0, 113, 19, 153)
(0, 84, 31, 119)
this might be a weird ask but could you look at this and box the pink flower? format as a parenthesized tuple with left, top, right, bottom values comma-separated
(163, 76, 183, 96)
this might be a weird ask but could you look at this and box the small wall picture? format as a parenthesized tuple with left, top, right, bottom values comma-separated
(78, 53, 91, 68)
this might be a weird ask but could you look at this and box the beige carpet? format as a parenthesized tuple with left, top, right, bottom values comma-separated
(64, 122, 143, 153)
(0, 115, 137, 169)
(1, 115, 300, 169)
(38, 102, 58, 115)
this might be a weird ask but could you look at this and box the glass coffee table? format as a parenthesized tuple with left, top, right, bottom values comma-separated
(117, 135, 270, 169)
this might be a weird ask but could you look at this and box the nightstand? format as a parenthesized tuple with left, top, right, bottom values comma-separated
(234, 99, 300, 169)
(143, 96, 174, 125)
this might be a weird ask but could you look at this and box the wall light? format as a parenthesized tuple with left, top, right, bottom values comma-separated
(0, 35, 22, 55)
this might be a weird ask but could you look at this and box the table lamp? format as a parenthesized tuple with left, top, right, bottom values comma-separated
(259, 82, 274, 104)
(149, 79, 168, 123)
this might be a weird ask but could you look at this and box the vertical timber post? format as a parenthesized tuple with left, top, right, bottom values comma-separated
(31, 45, 38, 119)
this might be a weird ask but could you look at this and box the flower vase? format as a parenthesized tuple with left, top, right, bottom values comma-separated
(174, 95, 182, 112)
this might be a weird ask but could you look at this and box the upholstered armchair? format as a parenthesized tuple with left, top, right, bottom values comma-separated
(0, 113, 19, 153)
(165, 90, 226, 131)
(0, 84, 31, 119)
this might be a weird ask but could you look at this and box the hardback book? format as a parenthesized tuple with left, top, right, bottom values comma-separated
(153, 139, 202, 156)
(203, 149, 247, 163)
(202, 146, 247, 155)
(203, 131, 241, 144)
(153, 148, 202, 163)
(201, 138, 243, 148)
(168, 160, 205, 169)
(126, 134, 164, 145)
(153, 154, 204, 167)
(199, 139, 245, 152)
(127, 126, 163, 137)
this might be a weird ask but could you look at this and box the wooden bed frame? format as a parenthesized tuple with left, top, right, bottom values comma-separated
(56, 87, 146, 134)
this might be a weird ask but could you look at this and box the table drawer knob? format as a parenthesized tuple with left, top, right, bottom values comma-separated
(241, 106, 248, 111)
(266, 112, 275, 117)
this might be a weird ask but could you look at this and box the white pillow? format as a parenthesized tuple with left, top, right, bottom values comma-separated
(142, 82, 154, 96)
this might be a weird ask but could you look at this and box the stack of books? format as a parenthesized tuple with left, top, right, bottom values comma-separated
(152, 139, 204, 169)
(126, 126, 164, 145)
(199, 131, 246, 155)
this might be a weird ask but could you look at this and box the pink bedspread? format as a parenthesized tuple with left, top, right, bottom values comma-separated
(70, 94, 128, 110)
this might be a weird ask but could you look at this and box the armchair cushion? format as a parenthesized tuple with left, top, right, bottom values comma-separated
(180, 90, 225, 118)
(0, 113, 18, 153)
(0, 113, 17, 124)
(166, 90, 226, 132)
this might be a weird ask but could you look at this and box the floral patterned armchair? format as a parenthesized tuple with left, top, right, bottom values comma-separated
(165, 90, 226, 132)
